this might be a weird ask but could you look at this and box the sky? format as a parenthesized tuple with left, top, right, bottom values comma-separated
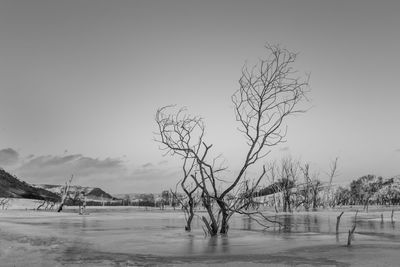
(0, 0, 399, 194)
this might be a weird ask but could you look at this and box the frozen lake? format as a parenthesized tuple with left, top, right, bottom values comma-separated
(0, 207, 399, 266)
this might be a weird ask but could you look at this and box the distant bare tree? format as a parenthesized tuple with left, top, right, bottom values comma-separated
(266, 162, 281, 213)
(69, 189, 87, 215)
(57, 175, 73, 212)
(36, 200, 46, 210)
(310, 179, 322, 211)
(45, 201, 56, 210)
(277, 158, 299, 212)
(0, 198, 10, 210)
(301, 164, 323, 211)
(79, 192, 87, 215)
(155, 44, 309, 235)
(324, 157, 339, 207)
(298, 163, 312, 211)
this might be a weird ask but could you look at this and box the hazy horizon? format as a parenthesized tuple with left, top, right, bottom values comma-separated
(1, 0, 399, 194)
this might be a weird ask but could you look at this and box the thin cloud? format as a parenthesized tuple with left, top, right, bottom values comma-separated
(112, 166, 181, 193)
(16, 154, 125, 184)
(6, 150, 180, 193)
(91, 163, 181, 194)
(0, 148, 19, 165)
(395, 148, 400, 153)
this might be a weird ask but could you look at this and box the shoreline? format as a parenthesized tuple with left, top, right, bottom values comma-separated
(2, 197, 400, 211)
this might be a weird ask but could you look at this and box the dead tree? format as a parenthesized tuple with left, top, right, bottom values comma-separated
(336, 211, 344, 234)
(171, 189, 195, 230)
(0, 198, 10, 210)
(278, 158, 299, 212)
(57, 175, 73, 212)
(298, 163, 323, 211)
(80, 194, 87, 215)
(347, 210, 358, 246)
(170, 156, 199, 231)
(310, 179, 322, 211)
(36, 199, 56, 211)
(347, 224, 356, 246)
(267, 162, 280, 213)
(299, 164, 312, 211)
(155, 106, 222, 235)
(36, 200, 46, 210)
(155, 44, 309, 235)
(298, 163, 322, 211)
(45, 201, 56, 210)
(324, 157, 339, 207)
(179, 157, 199, 231)
(70, 189, 87, 215)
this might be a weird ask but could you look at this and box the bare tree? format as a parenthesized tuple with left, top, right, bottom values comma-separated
(0, 198, 10, 210)
(69, 189, 87, 215)
(277, 158, 299, 212)
(336, 211, 344, 235)
(300, 163, 323, 211)
(170, 156, 199, 231)
(310, 179, 322, 211)
(45, 201, 56, 210)
(347, 210, 358, 246)
(267, 162, 280, 213)
(79, 192, 87, 215)
(155, 106, 215, 231)
(324, 157, 339, 207)
(36, 200, 46, 210)
(36, 199, 56, 211)
(57, 175, 73, 212)
(155, 45, 309, 235)
(298, 163, 312, 211)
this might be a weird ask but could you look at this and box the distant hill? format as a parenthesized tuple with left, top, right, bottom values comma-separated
(34, 184, 117, 202)
(0, 169, 59, 201)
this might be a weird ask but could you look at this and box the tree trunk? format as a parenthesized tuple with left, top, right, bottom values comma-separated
(185, 214, 193, 231)
(312, 194, 318, 211)
(219, 209, 229, 234)
(347, 224, 356, 246)
(284, 194, 291, 212)
(57, 203, 64, 212)
(214, 199, 229, 234)
(185, 199, 195, 231)
(202, 196, 218, 236)
(336, 211, 344, 234)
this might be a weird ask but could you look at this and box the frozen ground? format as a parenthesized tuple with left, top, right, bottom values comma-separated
(0, 207, 399, 266)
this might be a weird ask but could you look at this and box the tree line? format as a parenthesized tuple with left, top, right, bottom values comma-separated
(333, 175, 400, 210)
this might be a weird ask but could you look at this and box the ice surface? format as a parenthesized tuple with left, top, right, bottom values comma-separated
(0, 207, 399, 266)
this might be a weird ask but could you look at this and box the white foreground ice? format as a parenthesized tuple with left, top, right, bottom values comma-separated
(0, 207, 399, 266)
